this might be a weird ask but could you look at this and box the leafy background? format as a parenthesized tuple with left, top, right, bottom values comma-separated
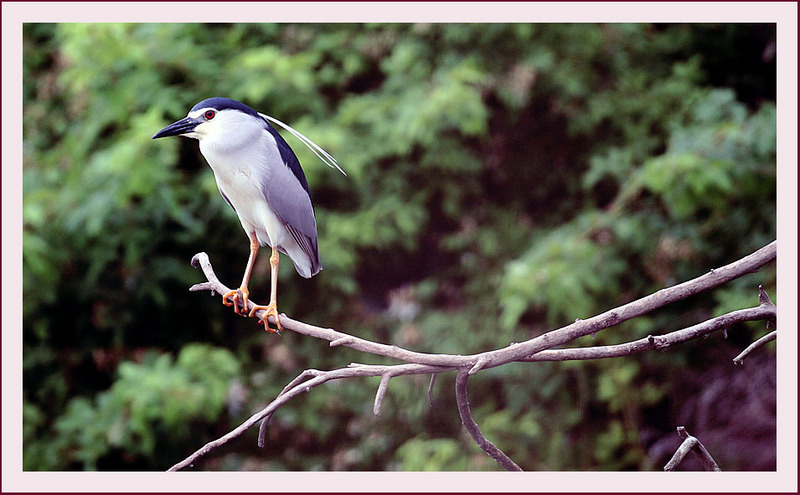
(23, 23, 777, 471)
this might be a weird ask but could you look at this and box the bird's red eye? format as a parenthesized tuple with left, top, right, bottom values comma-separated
(205, 110, 216, 120)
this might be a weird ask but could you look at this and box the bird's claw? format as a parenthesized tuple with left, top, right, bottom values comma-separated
(250, 303, 282, 334)
(222, 286, 281, 334)
(222, 287, 250, 315)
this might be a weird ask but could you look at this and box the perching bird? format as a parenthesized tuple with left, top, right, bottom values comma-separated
(153, 97, 344, 332)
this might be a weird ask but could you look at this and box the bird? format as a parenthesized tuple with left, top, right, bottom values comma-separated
(152, 97, 344, 333)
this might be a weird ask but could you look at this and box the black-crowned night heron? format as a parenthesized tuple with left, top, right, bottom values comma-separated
(153, 97, 344, 332)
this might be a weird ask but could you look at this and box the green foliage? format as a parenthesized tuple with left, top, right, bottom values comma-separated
(27, 344, 239, 470)
(23, 23, 775, 471)
(395, 438, 473, 471)
(500, 212, 628, 327)
(640, 89, 775, 221)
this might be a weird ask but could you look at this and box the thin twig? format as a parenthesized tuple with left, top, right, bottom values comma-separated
(733, 331, 777, 365)
(374, 374, 392, 416)
(257, 414, 271, 448)
(664, 426, 721, 471)
(428, 374, 437, 406)
(455, 370, 522, 471)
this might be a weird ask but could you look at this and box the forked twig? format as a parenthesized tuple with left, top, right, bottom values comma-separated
(168, 362, 451, 471)
(733, 285, 777, 365)
(664, 426, 721, 471)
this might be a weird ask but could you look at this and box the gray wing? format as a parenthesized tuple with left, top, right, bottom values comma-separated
(259, 132, 321, 274)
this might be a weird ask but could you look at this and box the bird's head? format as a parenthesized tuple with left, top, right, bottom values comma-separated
(153, 97, 346, 175)
(152, 97, 264, 147)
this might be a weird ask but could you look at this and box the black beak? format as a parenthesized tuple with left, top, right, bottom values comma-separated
(152, 116, 198, 139)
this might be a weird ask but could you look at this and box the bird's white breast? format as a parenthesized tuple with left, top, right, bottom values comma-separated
(199, 128, 288, 249)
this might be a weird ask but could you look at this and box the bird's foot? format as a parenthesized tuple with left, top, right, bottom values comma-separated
(222, 287, 250, 315)
(249, 303, 282, 334)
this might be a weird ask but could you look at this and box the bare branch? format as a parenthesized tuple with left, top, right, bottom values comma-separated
(189, 241, 776, 372)
(455, 370, 522, 471)
(174, 241, 777, 471)
(733, 331, 777, 365)
(499, 241, 776, 367)
(255, 369, 329, 448)
(279, 368, 326, 395)
(169, 362, 452, 471)
(527, 302, 776, 362)
(664, 426, 721, 471)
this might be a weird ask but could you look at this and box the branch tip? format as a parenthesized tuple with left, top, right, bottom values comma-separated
(257, 415, 271, 448)
(373, 374, 392, 416)
(190, 252, 207, 268)
(733, 330, 777, 365)
(758, 285, 775, 308)
(428, 374, 437, 406)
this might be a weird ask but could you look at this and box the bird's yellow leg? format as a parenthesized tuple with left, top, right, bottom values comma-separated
(249, 245, 282, 334)
(223, 232, 260, 315)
